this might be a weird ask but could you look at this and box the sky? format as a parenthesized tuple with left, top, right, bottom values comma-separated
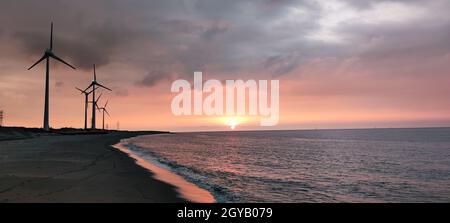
(0, 0, 450, 131)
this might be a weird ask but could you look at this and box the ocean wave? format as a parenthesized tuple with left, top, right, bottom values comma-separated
(122, 139, 236, 202)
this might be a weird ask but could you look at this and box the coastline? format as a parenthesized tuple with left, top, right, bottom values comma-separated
(0, 130, 187, 202)
(114, 138, 215, 203)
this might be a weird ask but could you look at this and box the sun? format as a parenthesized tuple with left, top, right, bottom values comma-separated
(222, 116, 245, 130)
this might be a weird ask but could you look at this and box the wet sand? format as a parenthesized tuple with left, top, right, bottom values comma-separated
(0, 131, 187, 202)
(114, 140, 215, 203)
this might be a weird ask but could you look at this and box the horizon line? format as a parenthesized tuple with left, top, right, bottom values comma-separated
(2, 125, 450, 133)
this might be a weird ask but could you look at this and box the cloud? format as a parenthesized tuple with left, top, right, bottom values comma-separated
(13, 20, 149, 70)
(114, 88, 129, 97)
(0, 0, 319, 78)
(264, 53, 302, 76)
(1, 0, 450, 99)
(136, 70, 172, 88)
(202, 22, 231, 40)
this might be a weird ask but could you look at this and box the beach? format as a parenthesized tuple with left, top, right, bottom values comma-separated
(0, 130, 186, 202)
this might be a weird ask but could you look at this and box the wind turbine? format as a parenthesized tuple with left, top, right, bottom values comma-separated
(75, 86, 97, 130)
(84, 64, 111, 129)
(91, 93, 102, 129)
(28, 22, 76, 131)
(96, 99, 110, 130)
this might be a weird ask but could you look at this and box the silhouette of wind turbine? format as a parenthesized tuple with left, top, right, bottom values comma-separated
(28, 22, 76, 131)
(90, 93, 103, 129)
(96, 100, 110, 130)
(84, 64, 111, 129)
(75, 86, 97, 130)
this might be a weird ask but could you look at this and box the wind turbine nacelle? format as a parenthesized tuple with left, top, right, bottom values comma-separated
(45, 50, 53, 55)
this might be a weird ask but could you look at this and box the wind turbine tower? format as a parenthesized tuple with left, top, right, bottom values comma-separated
(84, 64, 111, 129)
(97, 100, 110, 130)
(28, 23, 76, 131)
(76, 86, 96, 129)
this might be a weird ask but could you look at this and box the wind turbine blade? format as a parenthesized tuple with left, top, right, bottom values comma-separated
(75, 87, 84, 94)
(96, 93, 102, 103)
(95, 94, 102, 110)
(93, 64, 96, 81)
(96, 83, 112, 91)
(104, 100, 109, 108)
(86, 86, 98, 95)
(49, 54, 76, 69)
(105, 109, 110, 116)
(83, 83, 94, 92)
(50, 22, 53, 50)
(28, 54, 47, 70)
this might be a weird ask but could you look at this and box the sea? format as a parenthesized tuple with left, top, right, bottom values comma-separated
(121, 128, 450, 202)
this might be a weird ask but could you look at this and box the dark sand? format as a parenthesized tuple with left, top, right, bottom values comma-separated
(0, 131, 186, 202)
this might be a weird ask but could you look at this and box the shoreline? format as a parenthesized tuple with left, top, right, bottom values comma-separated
(0, 131, 187, 202)
(113, 138, 215, 203)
